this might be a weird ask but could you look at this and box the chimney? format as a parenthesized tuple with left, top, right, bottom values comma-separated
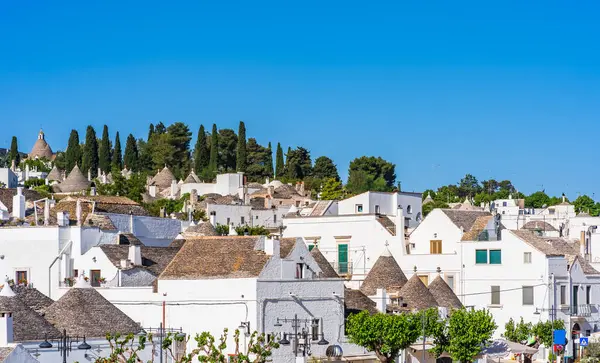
(563, 194, 566, 203)
(581, 231, 586, 256)
(90, 187, 97, 196)
(12, 187, 25, 219)
(129, 212, 134, 234)
(149, 185, 157, 198)
(44, 199, 50, 226)
(268, 185, 274, 197)
(57, 211, 69, 227)
(190, 189, 198, 204)
(159, 207, 165, 218)
(0, 311, 14, 346)
(171, 180, 178, 197)
(25, 164, 30, 181)
(266, 177, 270, 185)
(264, 237, 280, 257)
(76, 199, 82, 225)
(266, 196, 272, 209)
(395, 205, 405, 239)
(128, 245, 142, 266)
(87, 169, 91, 181)
(375, 288, 388, 313)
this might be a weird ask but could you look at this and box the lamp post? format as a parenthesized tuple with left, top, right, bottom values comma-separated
(274, 314, 329, 357)
(38, 329, 89, 363)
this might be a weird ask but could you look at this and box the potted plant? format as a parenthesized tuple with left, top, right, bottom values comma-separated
(18, 279, 28, 286)
(63, 277, 75, 287)
(98, 277, 107, 286)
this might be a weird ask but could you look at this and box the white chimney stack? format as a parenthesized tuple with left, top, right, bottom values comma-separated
(87, 169, 91, 181)
(264, 237, 280, 257)
(375, 288, 388, 313)
(395, 206, 405, 239)
(128, 245, 142, 266)
(44, 199, 50, 226)
(209, 211, 216, 227)
(0, 311, 14, 346)
(12, 187, 25, 220)
(171, 180, 178, 198)
(76, 199, 82, 225)
(90, 187, 97, 196)
(57, 211, 69, 227)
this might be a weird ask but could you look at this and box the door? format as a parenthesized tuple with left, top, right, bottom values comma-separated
(573, 285, 579, 314)
(375, 205, 380, 214)
(338, 244, 348, 274)
(90, 269, 101, 287)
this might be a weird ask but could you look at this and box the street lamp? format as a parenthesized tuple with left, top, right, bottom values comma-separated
(274, 314, 329, 357)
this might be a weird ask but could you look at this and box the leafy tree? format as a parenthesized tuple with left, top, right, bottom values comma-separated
(215, 224, 229, 236)
(422, 189, 436, 200)
(53, 151, 67, 170)
(313, 156, 339, 181)
(320, 178, 344, 200)
(481, 179, 499, 195)
(9, 136, 19, 165)
(82, 125, 99, 178)
(285, 147, 312, 180)
(154, 122, 166, 135)
(65, 129, 82, 173)
(20, 158, 51, 173)
(136, 139, 154, 172)
(265, 142, 274, 177)
(531, 319, 564, 348)
(574, 195, 597, 215)
(245, 138, 272, 182)
(147, 123, 154, 141)
(234, 225, 270, 236)
(473, 192, 493, 207)
(96, 167, 147, 202)
(275, 143, 284, 178)
(112, 132, 122, 169)
(218, 128, 238, 172)
(436, 185, 461, 203)
(347, 156, 396, 194)
(236, 121, 247, 172)
(498, 180, 516, 193)
(193, 124, 210, 173)
(525, 191, 551, 208)
(503, 317, 532, 343)
(209, 124, 219, 171)
(446, 309, 496, 363)
(458, 174, 482, 198)
(346, 310, 421, 363)
(166, 122, 192, 178)
(98, 125, 112, 173)
(423, 200, 449, 216)
(123, 134, 139, 171)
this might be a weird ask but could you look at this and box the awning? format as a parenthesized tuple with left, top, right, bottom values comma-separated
(483, 339, 538, 358)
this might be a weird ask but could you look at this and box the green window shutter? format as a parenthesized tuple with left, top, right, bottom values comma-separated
(475, 249, 488, 264)
(489, 250, 502, 264)
(308, 244, 315, 251)
(338, 244, 348, 273)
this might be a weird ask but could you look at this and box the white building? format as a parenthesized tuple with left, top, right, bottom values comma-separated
(337, 191, 423, 228)
(179, 172, 254, 197)
(0, 170, 18, 189)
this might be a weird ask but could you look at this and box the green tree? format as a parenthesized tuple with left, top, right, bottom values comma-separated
(136, 139, 153, 172)
(525, 191, 551, 208)
(275, 143, 284, 178)
(531, 320, 564, 348)
(458, 174, 482, 198)
(9, 136, 20, 165)
(154, 122, 166, 134)
(236, 121, 247, 172)
(147, 123, 154, 141)
(82, 125, 99, 178)
(503, 317, 532, 343)
(346, 156, 396, 194)
(218, 128, 238, 172)
(313, 156, 339, 181)
(265, 142, 274, 177)
(193, 124, 210, 173)
(112, 132, 122, 169)
(65, 129, 82, 173)
(436, 185, 461, 203)
(320, 178, 344, 200)
(53, 151, 67, 170)
(166, 122, 192, 178)
(98, 125, 112, 173)
(209, 124, 219, 171)
(423, 200, 449, 216)
(346, 311, 421, 363)
(446, 309, 497, 363)
(123, 134, 139, 171)
(245, 138, 271, 182)
(574, 195, 596, 215)
(285, 147, 312, 180)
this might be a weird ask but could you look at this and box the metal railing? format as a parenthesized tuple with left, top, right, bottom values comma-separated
(560, 304, 594, 317)
(332, 262, 353, 275)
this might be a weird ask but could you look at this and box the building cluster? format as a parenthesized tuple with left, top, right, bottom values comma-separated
(1, 131, 600, 362)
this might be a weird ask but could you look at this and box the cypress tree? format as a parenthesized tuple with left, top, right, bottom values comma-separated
(148, 123, 155, 142)
(65, 129, 82, 173)
(82, 125, 99, 178)
(193, 125, 209, 172)
(236, 121, 247, 172)
(9, 136, 19, 166)
(266, 142, 274, 177)
(275, 143, 284, 178)
(123, 134, 139, 171)
(113, 132, 123, 169)
(209, 124, 218, 171)
(98, 125, 111, 173)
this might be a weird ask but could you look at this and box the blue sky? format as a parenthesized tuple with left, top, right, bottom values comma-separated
(1, 1, 599, 198)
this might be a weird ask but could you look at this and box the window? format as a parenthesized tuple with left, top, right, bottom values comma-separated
(338, 244, 349, 274)
(522, 286, 534, 305)
(356, 204, 363, 213)
(419, 275, 429, 286)
(489, 250, 502, 264)
(502, 202, 508, 207)
(549, 208, 556, 215)
(295, 263, 304, 279)
(430, 240, 442, 254)
(587, 286, 592, 304)
(491, 286, 501, 305)
(407, 205, 412, 214)
(308, 244, 315, 251)
(311, 319, 320, 341)
(375, 205, 380, 214)
(560, 285, 567, 305)
(241, 216, 245, 224)
(90, 269, 101, 287)
(15, 270, 28, 284)
(273, 215, 277, 223)
(573, 285, 579, 306)
(446, 275, 455, 291)
(226, 217, 231, 225)
(476, 249, 488, 264)
(524, 252, 532, 264)
(255, 216, 258, 219)
(73, 269, 79, 277)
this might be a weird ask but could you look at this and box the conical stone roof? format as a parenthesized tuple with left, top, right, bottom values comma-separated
(47, 166, 63, 182)
(59, 165, 91, 193)
(184, 169, 200, 184)
(360, 248, 408, 296)
(29, 130, 54, 160)
(398, 274, 439, 311)
(152, 166, 176, 188)
(310, 247, 339, 278)
(428, 275, 462, 310)
(0, 285, 61, 341)
(44, 285, 142, 338)
(183, 222, 218, 237)
(12, 285, 55, 314)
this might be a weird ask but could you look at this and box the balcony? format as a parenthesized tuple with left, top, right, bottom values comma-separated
(560, 304, 594, 317)
(332, 262, 354, 276)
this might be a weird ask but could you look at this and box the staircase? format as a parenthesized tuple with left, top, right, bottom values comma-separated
(377, 215, 396, 236)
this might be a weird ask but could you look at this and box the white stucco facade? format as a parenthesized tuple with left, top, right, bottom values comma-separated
(337, 191, 423, 228)
(0, 169, 18, 189)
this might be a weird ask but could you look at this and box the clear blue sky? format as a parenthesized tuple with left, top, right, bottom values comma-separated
(1, 1, 599, 198)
